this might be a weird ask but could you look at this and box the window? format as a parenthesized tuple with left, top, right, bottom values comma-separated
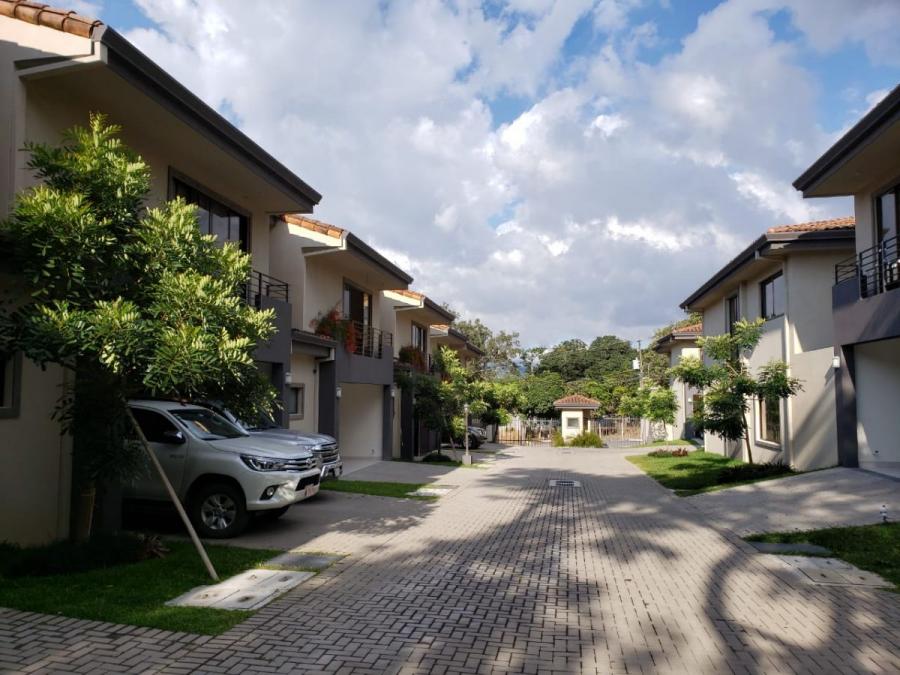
(760, 272, 785, 320)
(726, 294, 740, 334)
(130, 408, 180, 443)
(758, 397, 781, 445)
(566, 417, 580, 429)
(288, 384, 305, 419)
(171, 177, 249, 251)
(876, 186, 898, 244)
(170, 408, 247, 440)
(0, 352, 21, 418)
(411, 324, 426, 352)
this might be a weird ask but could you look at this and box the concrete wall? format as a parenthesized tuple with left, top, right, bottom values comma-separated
(665, 343, 700, 440)
(270, 221, 308, 331)
(339, 383, 383, 458)
(855, 338, 900, 474)
(561, 410, 583, 439)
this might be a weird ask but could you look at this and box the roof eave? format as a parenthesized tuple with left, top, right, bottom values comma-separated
(345, 233, 413, 286)
(793, 84, 900, 196)
(96, 27, 322, 210)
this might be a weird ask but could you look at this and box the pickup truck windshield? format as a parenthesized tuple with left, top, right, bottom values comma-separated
(172, 409, 248, 440)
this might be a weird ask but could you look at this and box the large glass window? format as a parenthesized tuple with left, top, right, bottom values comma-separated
(170, 408, 248, 440)
(726, 294, 740, 334)
(411, 323, 426, 352)
(172, 177, 249, 251)
(877, 188, 898, 244)
(130, 408, 180, 443)
(760, 272, 785, 320)
(758, 397, 780, 445)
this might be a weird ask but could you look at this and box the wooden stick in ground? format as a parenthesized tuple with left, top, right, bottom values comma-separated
(125, 406, 219, 581)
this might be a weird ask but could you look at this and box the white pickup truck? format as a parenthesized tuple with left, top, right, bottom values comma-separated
(125, 400, 322, 538)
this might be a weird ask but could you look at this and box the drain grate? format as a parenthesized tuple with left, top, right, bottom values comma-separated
(549, 479, 581, 488)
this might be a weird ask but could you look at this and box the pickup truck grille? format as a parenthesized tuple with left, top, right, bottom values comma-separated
(314, 443, 340, 465)
(283, 456, 317, 472)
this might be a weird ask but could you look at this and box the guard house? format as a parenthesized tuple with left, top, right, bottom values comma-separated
(554, 394, 600, 439)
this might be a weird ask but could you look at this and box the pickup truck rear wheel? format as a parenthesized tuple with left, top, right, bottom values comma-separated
(189, 482, 249, 539)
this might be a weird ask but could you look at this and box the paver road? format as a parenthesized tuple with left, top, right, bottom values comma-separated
(1, 446, 898, 674)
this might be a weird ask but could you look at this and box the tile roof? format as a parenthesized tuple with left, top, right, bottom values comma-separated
(553, 394, 601, 409)
(390, 289, 424, 301)
(672, 322, 702, 335)
(0, 1, 102, 38)
(431, 324, 450, 331)
(767, 216, 855, 234)
(283, 214, 345, 239)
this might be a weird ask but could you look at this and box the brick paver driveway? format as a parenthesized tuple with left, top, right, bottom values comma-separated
(2, 447, 898, 674)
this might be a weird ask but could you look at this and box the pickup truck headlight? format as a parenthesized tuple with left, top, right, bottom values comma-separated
(241, 455, 289, 472)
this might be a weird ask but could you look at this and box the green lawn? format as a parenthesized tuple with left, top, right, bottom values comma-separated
(0, 541, 280, 634)
(320, 479, 438, 500)
(626, 451, 794, 496)
(640, 439, 698, 447)
(746, 523, 899, 591)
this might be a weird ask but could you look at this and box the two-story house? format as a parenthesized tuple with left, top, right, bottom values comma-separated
(793, 84, 900, 478)
(0, 3, 319, 544)
(428, 324, 485, 368)
(381, 289, 455, 460)
(680, 218, 855, 470)
(270, 215, 413, 463)
(652, 322, 703, 441)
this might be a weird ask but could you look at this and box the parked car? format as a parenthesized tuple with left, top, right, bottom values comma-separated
(203, 403, 342, 480)
(124, 400, 322, 538)
(443, 428, 483, 450)
(468, 425, 488, 442)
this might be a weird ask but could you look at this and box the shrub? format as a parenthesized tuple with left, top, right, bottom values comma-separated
(0, 533, 160, 578)
(551, 430, 565, 447)
(648, 448, 690, 458)
(717, 461, 793, 483)
(421, 452, 456, 463)
(568, 431, 605, 448)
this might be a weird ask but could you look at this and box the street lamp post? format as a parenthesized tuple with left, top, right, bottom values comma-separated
(462, 402, 472, 465)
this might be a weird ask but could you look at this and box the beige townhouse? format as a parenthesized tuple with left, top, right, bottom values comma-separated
(652, 322, 703, 441)
(0, 2, 320, 544)
(680, 218, 855, 470)
(381, 289, 455, 459)
(794, 83, 900, 478)
(270, 215, 413, 464)
(428, 324, 485, 368)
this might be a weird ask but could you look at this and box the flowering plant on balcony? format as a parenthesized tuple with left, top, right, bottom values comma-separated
(310, 305, 357, 353)
(398, 345, 428, 372)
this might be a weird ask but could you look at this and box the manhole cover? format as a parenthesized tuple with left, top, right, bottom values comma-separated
(548, 479, 581, 487)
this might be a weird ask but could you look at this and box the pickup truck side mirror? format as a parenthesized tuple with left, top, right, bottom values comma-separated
(161, 430, 186, 445)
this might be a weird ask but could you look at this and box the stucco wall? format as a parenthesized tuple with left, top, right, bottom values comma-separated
(288, 352, 318, 435)
(561, 410, 583, 438)
(855, 338, 900, 473)
(788, 347, 838, 470)
(339, 383, 383, 458)
(270, 221, 308, 331)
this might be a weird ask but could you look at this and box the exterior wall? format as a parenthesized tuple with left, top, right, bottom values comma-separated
(664, 343, 700, 440)
(561, 410, 584, 439)
(698, 250, 846, 468)
(338, 383, 383, 458)
(855, 338, 900, 475)
(302, 254, 387, 332)
(270, 221, 308, 331)
(288, 352, 318, 435)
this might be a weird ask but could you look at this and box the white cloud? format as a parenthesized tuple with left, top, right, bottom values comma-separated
(117, 0, 868, 346)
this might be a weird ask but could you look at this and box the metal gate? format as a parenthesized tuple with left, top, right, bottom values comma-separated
(497, 417, 559, 445)
(598, 416, 643, 447)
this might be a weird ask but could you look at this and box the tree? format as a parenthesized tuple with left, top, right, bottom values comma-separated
(536, 339, 590, 381)
(454, 317, 522, 377)
(519, 371, 565, 417)
(0, 115, 277, 542)
(670, 318, 802, 463)
(584, 335, 635, 382)
(618, 386, 678, 441)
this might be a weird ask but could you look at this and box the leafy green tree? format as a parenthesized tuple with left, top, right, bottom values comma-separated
(519, 371, 565, 417)
(0, 115, 277, 534)
(536, 339, 590, 381)
(618, 386, 678, 441)
(454, 317, 522, 378)
(671, 319, 802, 463)
(584, 335, 635, 382)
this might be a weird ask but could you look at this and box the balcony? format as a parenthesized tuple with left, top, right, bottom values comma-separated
(244, 269, 289, 307)
(835, 235, 900, 298)
(344, 320, 393, 359)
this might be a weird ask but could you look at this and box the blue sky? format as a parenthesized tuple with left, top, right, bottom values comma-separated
(87, 0, 900, 346)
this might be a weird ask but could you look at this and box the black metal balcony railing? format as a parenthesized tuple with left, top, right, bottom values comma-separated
(244, 269, 289, 306)
(835, 235, 900, 298)
(345, 320, 392, 359)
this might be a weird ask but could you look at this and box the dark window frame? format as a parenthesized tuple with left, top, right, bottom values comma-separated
(726, 294, 740, 334)
(0, 352, 22, 419)
(757, 396, 781, 446)
(167, 168, 252, 252)
(130, 407, 179, 443)
(288, 384, 305, 419)
(411, 322, 427, 353)
(760, 271, 785, 321)
(341, 279, 374, 327)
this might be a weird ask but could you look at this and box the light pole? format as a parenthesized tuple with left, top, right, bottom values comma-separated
(462, 402, 472, 465)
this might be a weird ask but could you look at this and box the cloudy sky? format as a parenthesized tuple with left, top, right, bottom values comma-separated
(86, 0, 900, 348)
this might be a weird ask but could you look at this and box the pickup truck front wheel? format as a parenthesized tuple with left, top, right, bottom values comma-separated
(190, 482, 249, 539)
